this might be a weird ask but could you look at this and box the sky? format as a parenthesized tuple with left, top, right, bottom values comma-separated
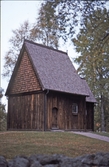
(1, 1, 42, 105)
(1, 0, 78, 106)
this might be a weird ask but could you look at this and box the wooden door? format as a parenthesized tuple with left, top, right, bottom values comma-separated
(52, 107, 58, 129)
(72, 103, 78, 129)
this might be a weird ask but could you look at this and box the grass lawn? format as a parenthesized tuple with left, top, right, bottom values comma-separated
(93, 132, 109, 137)
(0, 131, 109, 160)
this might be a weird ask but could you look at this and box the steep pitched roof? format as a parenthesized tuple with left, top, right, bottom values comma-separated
(81, 78, 96, 103)
(24, 40, 89, 96)
(6, 40, 90, 96)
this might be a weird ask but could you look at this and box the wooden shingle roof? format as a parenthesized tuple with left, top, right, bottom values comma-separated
(81, 78, 96, 103)
(6, 40, 95, 97)
(24, 40, 89, 96)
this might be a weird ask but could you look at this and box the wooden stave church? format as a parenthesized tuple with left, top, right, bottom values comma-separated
(5, 40, 96, 131)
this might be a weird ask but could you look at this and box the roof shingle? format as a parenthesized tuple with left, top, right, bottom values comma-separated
(81, 78, 96, 103)
(25, 40, 89, 96)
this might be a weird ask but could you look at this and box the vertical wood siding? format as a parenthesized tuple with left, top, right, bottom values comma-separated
(7, 93, 44, 130)
(46, 92, 86, 130)
(7, 91, 94, 131)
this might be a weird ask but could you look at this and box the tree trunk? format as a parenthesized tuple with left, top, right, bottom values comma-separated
(101, 95, 105, 132)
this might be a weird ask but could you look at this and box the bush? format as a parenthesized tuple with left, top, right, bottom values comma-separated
(0, 103, 7, 131)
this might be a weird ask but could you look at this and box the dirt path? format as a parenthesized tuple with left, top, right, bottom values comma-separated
(72, 132, 109, 142)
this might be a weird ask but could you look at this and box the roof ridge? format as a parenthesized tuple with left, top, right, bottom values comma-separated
(24, 39, 67, 55)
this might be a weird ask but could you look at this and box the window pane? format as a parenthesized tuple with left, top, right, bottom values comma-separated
(72, 103, 78, 114)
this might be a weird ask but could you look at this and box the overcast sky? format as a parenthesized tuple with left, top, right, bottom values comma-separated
(1, 1, 79, 106)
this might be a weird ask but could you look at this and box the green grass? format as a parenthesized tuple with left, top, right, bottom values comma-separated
(93, 132, 109, 137)
(0, 131, 109, 160)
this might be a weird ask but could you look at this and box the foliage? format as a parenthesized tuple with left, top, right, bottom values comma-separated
(3, 4, 60, 79)
(0, 102, 7, 131)
(0, 131, 109, 160)
(3, 0, 108, 131)
(72, 8, 109, 131)
(3, 21, 32, 79)
(31, 2, 60, 49)
(40, 0, 108, 131)
(43, 0, 106, 40)
(3, 0, 106, 79)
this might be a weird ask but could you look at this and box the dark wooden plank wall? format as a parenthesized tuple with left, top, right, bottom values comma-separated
(7, 91, 94, 131)
(46, 92, 86, 130)
(7, 93, 44, 130)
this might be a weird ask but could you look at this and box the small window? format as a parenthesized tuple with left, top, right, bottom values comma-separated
(72, 103, 78, 114)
